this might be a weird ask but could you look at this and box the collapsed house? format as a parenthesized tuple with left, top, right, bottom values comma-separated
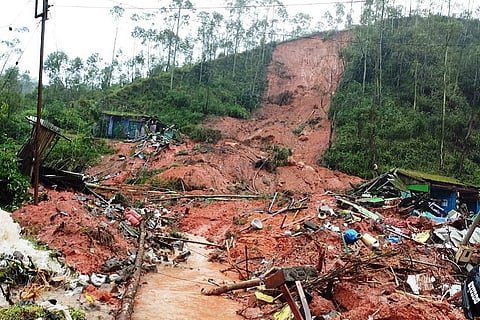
(353, 168, 480, 218)
(352, 168, 480, 264)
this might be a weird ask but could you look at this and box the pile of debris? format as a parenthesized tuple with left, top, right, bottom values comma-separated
(183, 174, 475, 319)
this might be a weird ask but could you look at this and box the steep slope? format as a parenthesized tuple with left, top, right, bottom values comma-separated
(154, 32, 361, 195)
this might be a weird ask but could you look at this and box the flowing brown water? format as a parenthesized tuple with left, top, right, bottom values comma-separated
(132, 238, 243, 320)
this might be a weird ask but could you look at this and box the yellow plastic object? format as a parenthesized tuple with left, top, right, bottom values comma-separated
(414, 230, 430, 243)
(84, 292, 95, 303)
(273, 304, 294, 320)
(255, 291, 275, 303)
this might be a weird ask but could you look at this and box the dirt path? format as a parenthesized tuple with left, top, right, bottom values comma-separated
(132, 239, 242, 320)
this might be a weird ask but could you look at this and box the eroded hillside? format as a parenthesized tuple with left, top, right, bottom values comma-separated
(8, 32, 465, 320)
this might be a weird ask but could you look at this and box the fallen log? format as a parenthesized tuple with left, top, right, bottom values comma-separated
(147, 192, 265, 201)
(115, 220, 147, 320)
(201, 278, 262, 296)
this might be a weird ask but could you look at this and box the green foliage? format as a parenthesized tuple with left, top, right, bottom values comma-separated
(150, 177, 186, 191)
(99, 44, 273, 133)
(292, 124, 305, 135)
(0, 304, 85, 320)
(0, 141, 30, 211)
(256, 145, 291, 173)
(125, 168, 163, 185)
(325, 15, 480, 183)
(42, 135, 114, 172)
(183, 125, 221, 143)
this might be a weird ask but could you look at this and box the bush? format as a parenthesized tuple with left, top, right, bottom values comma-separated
(42, 135, 114, 172)
(0, 141, 30, 211)
(183, 125, 221, 143)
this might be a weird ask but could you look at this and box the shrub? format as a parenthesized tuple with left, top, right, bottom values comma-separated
(183, 125, 221, 143)
(0, 142, 30, 211)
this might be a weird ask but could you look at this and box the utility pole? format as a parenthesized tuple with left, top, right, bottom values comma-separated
(33, 0, 49, 205)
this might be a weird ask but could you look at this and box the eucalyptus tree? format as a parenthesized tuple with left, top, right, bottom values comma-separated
(85, 53, 102, 89)
(289, 13, 313, 38)
(0, 26, 28, 77)
(455, 22, 480, 175)
(65, 57, 84, 95)
(107, 5, 125, 86)
(196, 11, 224, 83)
(130, 13, 158, 74)
(225, 0, 251, 78)
(323, 3, 346, 31)
(245, 0, 286, 93)
(0, 66, 22, 124)
(262, 0, 287, 44)
(357, 0, 389, 170)
(159, 0, 195, 89)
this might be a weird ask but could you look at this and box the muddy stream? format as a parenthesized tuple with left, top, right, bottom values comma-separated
(132, 237, 243, 320)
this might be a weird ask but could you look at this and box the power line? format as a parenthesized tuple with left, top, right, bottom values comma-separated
(0, 0, 34, 29)
(54, 0, 366, 11)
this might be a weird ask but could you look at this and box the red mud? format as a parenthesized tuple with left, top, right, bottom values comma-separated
(11, 32, 465, 319)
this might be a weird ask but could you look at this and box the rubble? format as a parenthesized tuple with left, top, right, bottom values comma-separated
(2, 33, 475, 320)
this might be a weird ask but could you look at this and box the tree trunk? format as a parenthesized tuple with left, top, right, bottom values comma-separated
(170, 6, 182, 90)
(440, 44, 449, 168)
(115, 221, 146, 320)
(201, 278, 262, 296)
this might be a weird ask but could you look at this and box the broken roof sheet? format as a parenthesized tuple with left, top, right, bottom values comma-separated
(395, 168, 479, 192)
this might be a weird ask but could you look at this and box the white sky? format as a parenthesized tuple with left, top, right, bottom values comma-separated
(0, 0, 478, 78)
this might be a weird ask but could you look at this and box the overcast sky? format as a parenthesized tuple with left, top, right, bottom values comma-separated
(0, 0, 477, 78)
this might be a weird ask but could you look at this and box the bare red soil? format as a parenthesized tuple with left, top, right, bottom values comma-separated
(11, 32, 465, 319)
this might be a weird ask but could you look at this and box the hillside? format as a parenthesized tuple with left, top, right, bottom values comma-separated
(7, 33, 465, 320)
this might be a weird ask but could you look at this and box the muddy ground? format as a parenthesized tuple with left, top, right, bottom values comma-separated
(8, 32, 466, 319)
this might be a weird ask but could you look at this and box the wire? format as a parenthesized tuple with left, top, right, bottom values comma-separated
(14, 20, 41, 68)
(54, 0, 367, 11)
(0, 0, 34, 29)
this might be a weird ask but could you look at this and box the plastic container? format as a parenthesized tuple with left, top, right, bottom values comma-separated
(125, 208, 142, 226)
(361, 233, 379, 248)
(343, 229, 361, 244)
(250, 218, 263, 229)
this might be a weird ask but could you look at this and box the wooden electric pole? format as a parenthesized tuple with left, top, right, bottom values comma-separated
(33, 0, 49, 205)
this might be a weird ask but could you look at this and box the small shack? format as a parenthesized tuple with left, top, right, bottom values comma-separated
(98, 111, 165, 140)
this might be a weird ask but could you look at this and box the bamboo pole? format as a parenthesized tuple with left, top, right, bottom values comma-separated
(201, 278, 262, 296)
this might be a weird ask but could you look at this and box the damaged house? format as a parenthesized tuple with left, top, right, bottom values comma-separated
(97, 111, 166, 140)
(355, 168, 480, 217)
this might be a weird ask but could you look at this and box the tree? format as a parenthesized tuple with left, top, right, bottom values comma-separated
(85, 53, 102, 89)
(44, 51, 69, 91)
(197, 11, 224, 83)
(107, 5, 125, 86)
(159, 0, 195, 89)
(289, 13, 312, 39)
(131, 13, 158, 75)
(225, 0, 251, 78)
(66, 57, 84, 91)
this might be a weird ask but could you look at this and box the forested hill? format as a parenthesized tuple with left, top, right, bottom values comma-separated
(322, 14, 480, 184)
(2, 1, 480, 210)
